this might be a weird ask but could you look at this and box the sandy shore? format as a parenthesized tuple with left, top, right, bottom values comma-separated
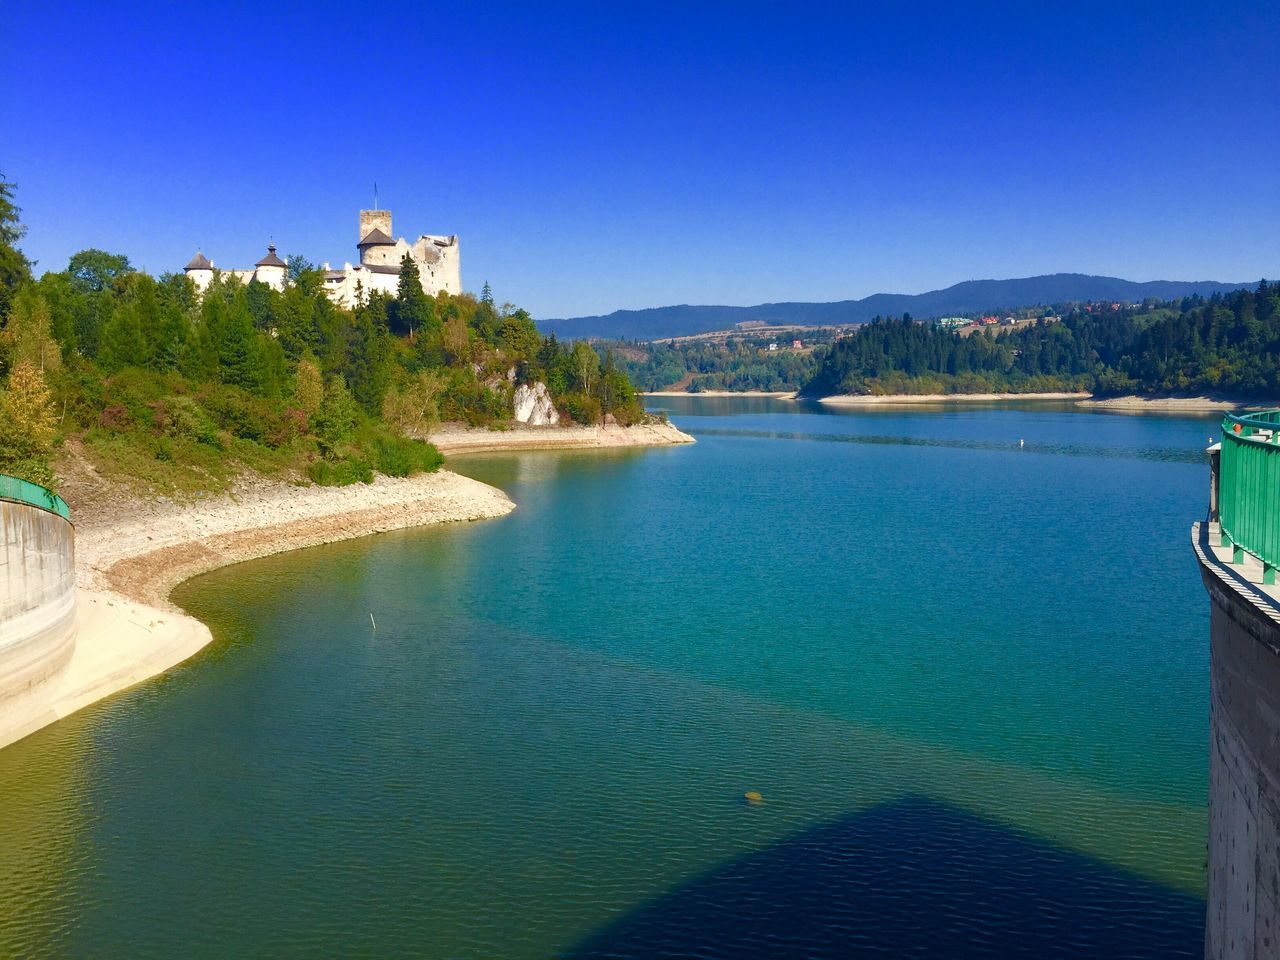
(643, 390, 797, 398)
(428, 419, 694, 455)
(1077, 396, 1277, 412)
(815, 392, 1090, 405)
(0, 469, 515, 751)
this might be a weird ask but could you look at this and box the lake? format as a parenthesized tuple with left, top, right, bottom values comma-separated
(0, 398, 1215, 958)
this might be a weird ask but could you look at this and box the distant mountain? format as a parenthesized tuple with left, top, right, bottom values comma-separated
(539, 274, 1255, 340)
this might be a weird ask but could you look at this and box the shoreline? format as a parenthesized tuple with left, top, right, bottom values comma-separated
(1076, 395, 1278, 412)
(815, 392, 1089, 405)
(427, 419, 695, 455)
(646, 390, 1273, 413)
(0, 469, 515, 751)
(643, 390, 796, 398)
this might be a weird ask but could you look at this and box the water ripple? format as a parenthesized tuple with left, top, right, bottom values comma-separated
(689, 427, 1206, 463)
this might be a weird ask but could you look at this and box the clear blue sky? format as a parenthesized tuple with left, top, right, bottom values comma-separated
(3, 1, 1277, 318)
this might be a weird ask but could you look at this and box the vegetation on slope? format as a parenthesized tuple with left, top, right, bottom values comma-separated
(0, 178, 645, 494)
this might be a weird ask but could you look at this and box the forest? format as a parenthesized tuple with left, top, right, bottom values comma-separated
(608, 335, 827, 392)
(800, 285, 1280, 398)
(0, 178, 645, 493)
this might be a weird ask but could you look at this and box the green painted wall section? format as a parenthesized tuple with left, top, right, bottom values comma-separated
(0, 476, 70, 522)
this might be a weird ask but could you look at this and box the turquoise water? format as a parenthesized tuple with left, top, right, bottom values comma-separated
(0, 399, 1212, 957)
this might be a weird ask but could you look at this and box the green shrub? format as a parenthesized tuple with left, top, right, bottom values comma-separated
(560, 392, 600, 425)
(156, 395, 222, 447)
(307, 456, 374, 486)
(199, 386, 268, 443)
(373, 434, 443, 477)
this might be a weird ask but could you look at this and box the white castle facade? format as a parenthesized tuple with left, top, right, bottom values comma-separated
(184, 209, 461, 308)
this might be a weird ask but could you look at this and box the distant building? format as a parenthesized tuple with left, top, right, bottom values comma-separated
(184, 208, 461, 308)
(792, 339, 803, 349)
(936, 317, 968, 330)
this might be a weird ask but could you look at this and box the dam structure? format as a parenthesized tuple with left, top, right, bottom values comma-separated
(1194, 410, 1280, 959)
(0, 477, 76, 716)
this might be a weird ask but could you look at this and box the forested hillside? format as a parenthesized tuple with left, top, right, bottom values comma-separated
(0, 178, 645, 493)
(800, 284, 1280, 398)
(610, 336, 824, 392)
(541, 274, 1253, 340)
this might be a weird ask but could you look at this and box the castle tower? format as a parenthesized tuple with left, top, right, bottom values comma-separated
(254, 244, 287, 290)
(357, 209, 399, 267)
(184, 250, 214, 292)
(359, 209, 392, 243)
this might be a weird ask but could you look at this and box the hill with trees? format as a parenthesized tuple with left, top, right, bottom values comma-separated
(799, 284, 1280, 398)
(0, 178, 645, 494)
(608, 334, 828, 393)
(540, 274, 1254, 341)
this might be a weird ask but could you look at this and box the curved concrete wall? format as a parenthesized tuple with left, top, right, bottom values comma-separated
(1196, 525, 1280, 960)
(0, 499, 76, 704)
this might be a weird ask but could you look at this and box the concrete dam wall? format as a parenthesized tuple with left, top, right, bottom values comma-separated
(0, 497, 76, 705)
(1195, 523, 1280, 960)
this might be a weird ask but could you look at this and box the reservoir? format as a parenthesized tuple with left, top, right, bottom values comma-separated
(0, 399, 1212, 958)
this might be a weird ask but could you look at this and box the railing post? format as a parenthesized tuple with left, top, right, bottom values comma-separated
(1208, 443, 1221, 523)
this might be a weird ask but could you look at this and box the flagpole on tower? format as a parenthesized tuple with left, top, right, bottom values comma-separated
(374, 182, 379, 210)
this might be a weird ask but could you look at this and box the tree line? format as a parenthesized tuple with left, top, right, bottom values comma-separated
(800, 285, 1280, 398)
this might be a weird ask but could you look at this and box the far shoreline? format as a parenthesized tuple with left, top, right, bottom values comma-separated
(643, 390, 1279, 413)
(813, 391, 1089, 405)
(643, 390, 796, 398)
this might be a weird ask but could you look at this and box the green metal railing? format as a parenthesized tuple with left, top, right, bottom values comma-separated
(0, 475, 70, 521)
(1219, 410, 1280, 582)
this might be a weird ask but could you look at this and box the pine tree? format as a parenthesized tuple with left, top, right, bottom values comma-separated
(0, 175, 32, 317)
(391, 254, 434, 337)
(98, 299, 146, 373)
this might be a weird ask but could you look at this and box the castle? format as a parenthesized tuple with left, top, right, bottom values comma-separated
(184, 209, 461, 308)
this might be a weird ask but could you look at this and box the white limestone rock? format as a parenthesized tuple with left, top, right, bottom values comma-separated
(513, 382, 560, 426)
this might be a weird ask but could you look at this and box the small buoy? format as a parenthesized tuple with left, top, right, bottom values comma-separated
(1019, 438, 1024, 448)
(744, 790, 764, 804)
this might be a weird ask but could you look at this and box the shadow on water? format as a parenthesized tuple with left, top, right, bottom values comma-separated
(565, 795, 1204, 960)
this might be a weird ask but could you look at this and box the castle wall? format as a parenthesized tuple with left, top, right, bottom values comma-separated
(0, 499, 76, 706)
(1195, 523, 1280, 959)
(361, 241, 406, 268)
(416, 236, 461, 296)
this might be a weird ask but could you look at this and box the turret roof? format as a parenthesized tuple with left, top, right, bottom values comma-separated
(184, 251, 213, 271)
(255, 244, 287, 268)
(357, 227, 395, 247)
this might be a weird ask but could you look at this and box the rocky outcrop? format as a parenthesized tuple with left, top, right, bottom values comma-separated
(513, 382, 560, 426)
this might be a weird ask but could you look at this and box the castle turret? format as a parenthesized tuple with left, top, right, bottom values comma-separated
(254, 244, 287, 290)
(357, 211, 400, 267)
(184, 250, 213, 291)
